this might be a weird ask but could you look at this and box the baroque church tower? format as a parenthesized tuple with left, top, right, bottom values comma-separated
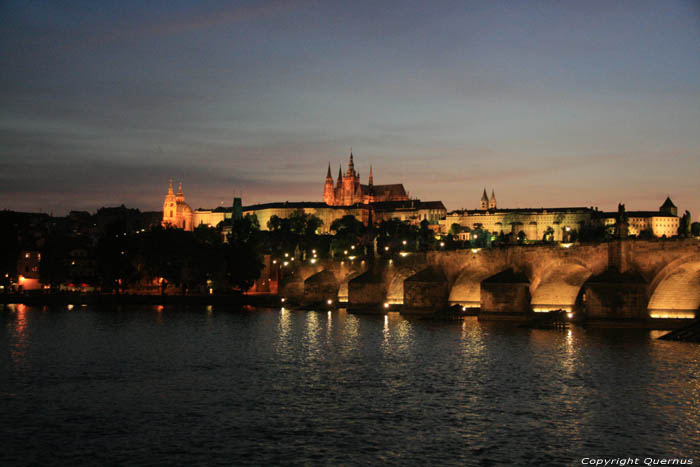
(162, 180, 194, 230)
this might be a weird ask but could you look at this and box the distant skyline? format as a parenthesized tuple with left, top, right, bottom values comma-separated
(1, 0, 699, 216)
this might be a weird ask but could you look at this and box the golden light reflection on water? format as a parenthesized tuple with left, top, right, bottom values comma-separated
(459, 317, 486, 359)
(305, 311, 321, 357)
(326, 310, 332, 343)
(342, 311, 360, 354)
(276, 307, 292, 357)
(10, 304, 29, 364)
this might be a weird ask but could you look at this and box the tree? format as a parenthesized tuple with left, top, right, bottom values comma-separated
(0, 216, 19, 289)
(418, 219, 435, 251)
(330, 215, 366, 257)
(374, 219, 419, 255)
(225, 215, 263, 291)
(678, 211, 692, 238)
(542, 226, 555, 243)
(40, 231, 73, 290)
(638, 227, 654, 240)
(691, 222, 700, 237)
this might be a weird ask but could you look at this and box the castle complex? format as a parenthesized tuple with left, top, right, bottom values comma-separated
(162, 151, 445, 233)
(440, 191, 680, 242)
(161, 153, 682, 240)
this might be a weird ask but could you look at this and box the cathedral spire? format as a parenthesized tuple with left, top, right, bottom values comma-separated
(347, 149, 355, 176)
(337, 165, 342, 187)
(167, 179, 174, 195)
(368, 165, 373, 186)
(326, 163, 332, 179)
(178, 181, 183, 195)
(489, 189, 497, 210)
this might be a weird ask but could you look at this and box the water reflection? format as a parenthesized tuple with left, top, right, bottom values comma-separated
(276, 307, 292, 358)
(10, 303, 29, 364)
(3, 305, 700, 465)
(304, 311, 321, 359)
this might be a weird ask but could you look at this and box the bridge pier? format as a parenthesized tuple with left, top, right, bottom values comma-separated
(403, 268, 449, 313)
(347, 271, 386, 313)
(479, 268, 531, 320)
(302, 270, 339, 306)
(581, 269, 648, 319)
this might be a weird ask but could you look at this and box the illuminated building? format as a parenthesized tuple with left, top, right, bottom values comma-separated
(161, 180, 194, 230)
(442, 191, 682, 241)
(601, 197, 680, 237)
(323, 151, 409, 206)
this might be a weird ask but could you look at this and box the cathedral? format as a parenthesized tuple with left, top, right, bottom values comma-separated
(323, 151, 409, 206)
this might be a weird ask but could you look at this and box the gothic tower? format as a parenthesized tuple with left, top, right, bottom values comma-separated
(489, 189, 497, 210)
(323, 163, 335, 205)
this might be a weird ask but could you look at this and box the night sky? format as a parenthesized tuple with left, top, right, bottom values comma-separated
(1, 1, 699, 216)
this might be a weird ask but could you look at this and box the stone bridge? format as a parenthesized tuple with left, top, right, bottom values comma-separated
(279, 239, 700, 320)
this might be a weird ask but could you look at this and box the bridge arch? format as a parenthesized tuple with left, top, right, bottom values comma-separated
(337, 271, 362, 303)
(647, 254, 700, 319)
(530, 260, 593, 312)
(448, 266, 503, 309)
(386, 265, 421, 305)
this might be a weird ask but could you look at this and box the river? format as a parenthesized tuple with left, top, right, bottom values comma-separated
(2, 304, 699, 465)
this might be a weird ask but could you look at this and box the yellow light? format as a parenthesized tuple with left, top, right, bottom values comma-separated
(649, 311, 696, 319)
(310, 258, 317, 264)
(283, 261, 289, 266)
(461, 306, 466, 311)
(284, 253, 289, 257)
(348, 256, 356, 260)
(471, 248, 480, 253)
(327, 299, 333, 305)
(273, 260, 277, 264)
(312, 249, 316, 254)
(281, 297, 286, 303)
(440, 242, 445, 247)
(209, 288, 213, 295)
(67, 304, 74, 310)
(402, 240, 407, 245)
(560, 243, 573, 248)
(351, 245, 355, 250)
(344, 250, 348, 255)
(384, 246, 389, 251)
(399, 252, 409, 257)
(567, 312, 574, 319)
(383, 302, 390, 309)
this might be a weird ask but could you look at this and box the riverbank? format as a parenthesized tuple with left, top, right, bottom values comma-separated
(0, 292, 281, 307)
